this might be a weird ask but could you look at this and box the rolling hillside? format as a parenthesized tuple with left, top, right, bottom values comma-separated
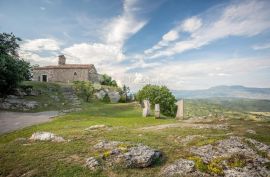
(173, 85, 270, 100)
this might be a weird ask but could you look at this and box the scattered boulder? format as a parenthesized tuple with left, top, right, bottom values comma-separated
(93, 141, 162, 168)
(190, 136, 256, 163)
(160, 159, 195, 177)
(123, 145, 162, 168)
(29, 132, 65, 142)
(85, 125, 107, 131)
(224, 166, 270, 177)
(94, 90, 106, 100)
(189, 136, 270, 176)
(246, 129, 256, 134)
(85, 157, 100, 170)
(94, 140, 121, 150)
(108, 91, 120, 103)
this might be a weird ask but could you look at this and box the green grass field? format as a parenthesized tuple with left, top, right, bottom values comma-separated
(1, 98, 270, 177)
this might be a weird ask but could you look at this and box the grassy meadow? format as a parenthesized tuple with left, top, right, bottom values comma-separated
(1, 98, 270, 176)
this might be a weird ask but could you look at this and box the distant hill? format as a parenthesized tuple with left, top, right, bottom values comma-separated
(172, 85, 270, 100)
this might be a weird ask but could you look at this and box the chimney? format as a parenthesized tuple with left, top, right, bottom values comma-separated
(58, 55, 66, 65)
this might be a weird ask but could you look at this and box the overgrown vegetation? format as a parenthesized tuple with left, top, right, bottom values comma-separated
(0, 33, 31, 96)
(18, 81, 73, 112)
(73, 81, 95, 102)
(136, 84, 177, 117)
(100, 74, 117, 87)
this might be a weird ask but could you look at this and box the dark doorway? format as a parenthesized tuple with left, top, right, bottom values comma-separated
(42, 75, 47, 82)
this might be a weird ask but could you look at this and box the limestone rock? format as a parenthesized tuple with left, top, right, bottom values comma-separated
(155, 104, 160, 118)
(85, 157, 100, 170)
(190, 136, 257, 163)
(123, 145, 161, 168)
(85, 124, 107, 131)
(175, 99, 184, 119)
(142, 100, 150, 117)
(94, 140, 121, 150)
(93, 141, 162, 168)
(246, 138, 270, 157)
(189, 136, 270, 176)
(160, 159, 195, 177)
(0, 96, 39, 111)
(108, 91, 120, 103)
(94, 90, 106, 100)
(246, 129, 256, 134)
(29, 132, 65, 142)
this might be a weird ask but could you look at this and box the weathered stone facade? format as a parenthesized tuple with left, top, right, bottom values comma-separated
(32, 55, 100, 83)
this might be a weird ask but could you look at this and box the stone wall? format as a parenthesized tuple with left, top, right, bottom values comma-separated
(33, 68, 96, 83)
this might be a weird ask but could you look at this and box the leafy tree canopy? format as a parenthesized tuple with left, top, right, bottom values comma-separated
(136, 84, 177, 117)
(0, 33, 31, 96)
(100, 74, 118, 87)
(73, 81, 94, 102)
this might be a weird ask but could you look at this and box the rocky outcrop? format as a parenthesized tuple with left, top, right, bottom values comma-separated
(160, 159, 195, 176)
(0, 95, 39, 111)
(94, 88, 121, 103)
(161, 137, 270, 177)
(85, 157, 100, 170)
(29, 132, 65, 142)
(123, 145, 161, 168)
(108, 91, 120, 103)
(93, 141, 162, 168)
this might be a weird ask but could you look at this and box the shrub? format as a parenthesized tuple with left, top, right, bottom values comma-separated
(188, 156, 208, 172)
(100, 74, 117, 87)
(73, 81, 94, 102)
(136, 84, 177, 117)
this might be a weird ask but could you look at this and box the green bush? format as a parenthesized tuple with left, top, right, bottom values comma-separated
(136, 84, 177, 117)
(73, 81, 94, 102)
(100, 74, 117, 87)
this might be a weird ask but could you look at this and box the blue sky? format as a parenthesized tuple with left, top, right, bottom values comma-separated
(0, 0, 270, 90)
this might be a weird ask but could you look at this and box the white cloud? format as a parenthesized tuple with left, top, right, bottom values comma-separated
(21, 38, 61, 52)
(105, 0, 147, 48)
(181, 16, 202, 33)
(162, 30, 179, 42)
(252, 42, 270, 50)
(145, 0, 270, 59)
(127, 57, 270, 90)
(19, 50, 57, 66)
(63, 43, 125, 64)
(40, 7, 46, 10)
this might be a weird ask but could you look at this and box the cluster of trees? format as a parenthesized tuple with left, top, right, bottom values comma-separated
(0, 33, 31, 96)
(100, 74, 117, 87)
(136, 84, 177, 117)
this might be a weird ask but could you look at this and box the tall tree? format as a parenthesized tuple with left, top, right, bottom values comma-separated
(0, 33, 31, 96)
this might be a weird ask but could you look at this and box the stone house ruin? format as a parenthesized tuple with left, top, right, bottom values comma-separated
(32, 55, 100, 83)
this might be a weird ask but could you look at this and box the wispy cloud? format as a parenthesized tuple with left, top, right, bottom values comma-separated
(127, 57, 270, 90)
(144, 0, 270, 59)
(21, 38, 61, 52)
(105, 0, 147, 48)
(252, 42, 270, 50)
